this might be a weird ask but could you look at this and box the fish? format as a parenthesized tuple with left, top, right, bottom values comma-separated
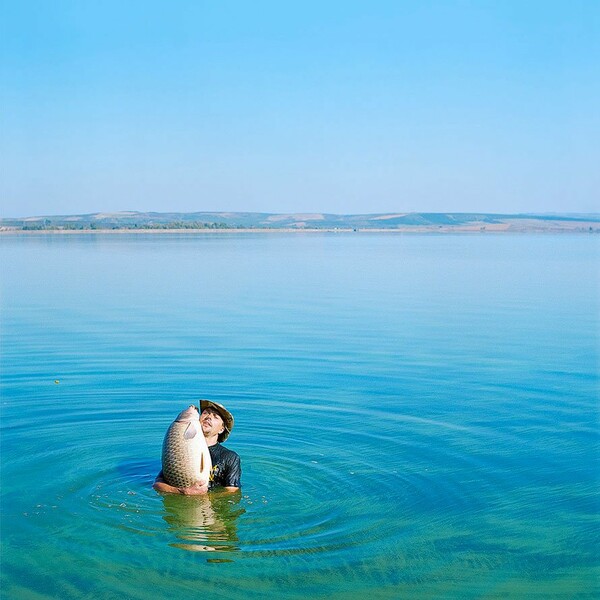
(161, 405, 212, 488)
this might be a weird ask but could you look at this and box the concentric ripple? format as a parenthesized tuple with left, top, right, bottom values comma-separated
(1, 232, 598, 599)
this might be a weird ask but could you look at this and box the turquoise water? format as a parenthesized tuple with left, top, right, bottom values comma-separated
(1, 232, 598, 599)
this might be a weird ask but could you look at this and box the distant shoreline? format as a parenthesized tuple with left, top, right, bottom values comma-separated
(1, 225, 598, 235)
(2, 211, 599, 235)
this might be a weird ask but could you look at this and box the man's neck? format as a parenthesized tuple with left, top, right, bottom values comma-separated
(205, 434, 219, 447)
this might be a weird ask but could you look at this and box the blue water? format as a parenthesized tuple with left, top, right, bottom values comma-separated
(1, 232, 598, 599)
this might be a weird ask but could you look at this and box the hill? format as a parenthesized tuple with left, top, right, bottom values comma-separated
(1, 211, 599, 233)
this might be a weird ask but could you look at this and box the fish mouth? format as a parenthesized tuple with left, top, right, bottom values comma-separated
(175, 404, 201, 422)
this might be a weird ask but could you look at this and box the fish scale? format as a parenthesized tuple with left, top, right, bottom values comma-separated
(161, 405, 212, 488)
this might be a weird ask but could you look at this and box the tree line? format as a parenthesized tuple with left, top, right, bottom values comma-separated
(21, 221, 235, 230)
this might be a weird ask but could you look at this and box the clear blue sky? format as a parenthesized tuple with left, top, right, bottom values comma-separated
(1, 0, 598, 217)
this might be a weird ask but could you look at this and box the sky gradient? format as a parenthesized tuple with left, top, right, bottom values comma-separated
(1, 1, 598, 217)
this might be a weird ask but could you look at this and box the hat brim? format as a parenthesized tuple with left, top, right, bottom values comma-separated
(199, 400, 234, 442)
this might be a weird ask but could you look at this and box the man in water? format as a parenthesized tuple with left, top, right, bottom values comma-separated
(153, 400, 241, 494)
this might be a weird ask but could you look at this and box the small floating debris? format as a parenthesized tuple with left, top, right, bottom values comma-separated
(54, 380, 60, 384)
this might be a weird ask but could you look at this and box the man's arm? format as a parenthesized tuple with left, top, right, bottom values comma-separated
(220, 453, 241, 493)
(153, 472, 208, 495)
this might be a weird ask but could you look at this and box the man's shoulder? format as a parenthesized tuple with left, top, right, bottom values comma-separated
(219, 444, 240, 461)
(210, 443, 240, 462)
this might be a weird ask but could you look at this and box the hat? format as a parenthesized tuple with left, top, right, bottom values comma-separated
(199, 400, 234, 442)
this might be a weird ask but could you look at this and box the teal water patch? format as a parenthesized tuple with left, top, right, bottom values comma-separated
(1, 233, 598, 599)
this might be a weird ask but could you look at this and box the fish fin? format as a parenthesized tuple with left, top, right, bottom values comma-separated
(199, 446, 212, 480)
(184, 422, 199, 440)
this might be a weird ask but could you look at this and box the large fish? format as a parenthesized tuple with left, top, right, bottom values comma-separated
(161, 405, 212, 488)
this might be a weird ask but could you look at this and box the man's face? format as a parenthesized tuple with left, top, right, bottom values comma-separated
(200, 407, 225, 439)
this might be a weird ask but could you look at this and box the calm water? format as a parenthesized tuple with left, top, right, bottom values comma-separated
(1, 232, 598, 599)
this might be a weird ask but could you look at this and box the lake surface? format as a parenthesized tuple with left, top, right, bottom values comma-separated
(1, 232, 598, 599)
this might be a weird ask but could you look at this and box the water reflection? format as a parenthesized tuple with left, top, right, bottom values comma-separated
(160, 491, 245, 552)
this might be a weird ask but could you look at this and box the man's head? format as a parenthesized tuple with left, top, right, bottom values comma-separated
(199, 400, 234, 443)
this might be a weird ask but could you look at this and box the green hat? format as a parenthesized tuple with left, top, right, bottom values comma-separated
(199, 400, 234, 442)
